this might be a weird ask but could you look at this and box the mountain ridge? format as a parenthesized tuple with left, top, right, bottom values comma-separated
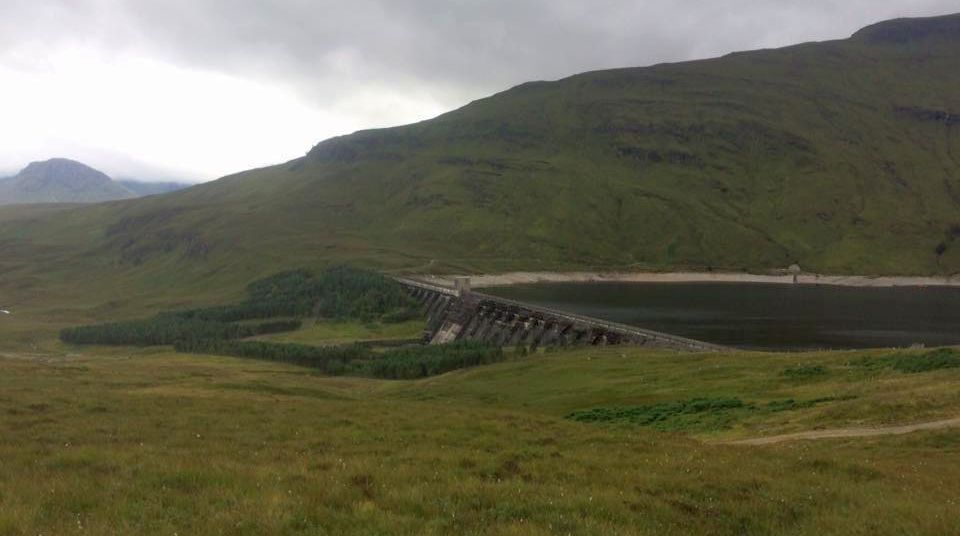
(0, 158, 135, 205)
(852, 12, 960, 44)
(0, 158, 192, 206)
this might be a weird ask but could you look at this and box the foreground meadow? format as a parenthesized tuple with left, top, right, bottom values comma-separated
(1, 344, 959, 535)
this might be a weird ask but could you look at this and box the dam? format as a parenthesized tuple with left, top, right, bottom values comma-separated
(396, 277, 726, 352)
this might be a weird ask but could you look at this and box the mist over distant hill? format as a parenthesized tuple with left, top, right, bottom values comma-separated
(0, 158, 191, 205)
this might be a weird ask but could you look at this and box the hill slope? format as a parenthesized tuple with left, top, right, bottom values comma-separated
(116, 180, 192, 197)
(0, 158, 136, 205)
(1, 14, 960, 314)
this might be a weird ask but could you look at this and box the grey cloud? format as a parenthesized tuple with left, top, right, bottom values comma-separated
(0, 0, 957, 179)
(6, 0, 958, 108)
(5, 0, 959, 107)
(98, 0, 960, 102)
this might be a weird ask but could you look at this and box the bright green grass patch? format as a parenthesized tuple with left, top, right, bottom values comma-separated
(565, 395, 853, 432)
(782, 365, 830, 380)
(566, 397, 746, 430)
(849, 348, 960, 374)
(892, 349, 960, 373)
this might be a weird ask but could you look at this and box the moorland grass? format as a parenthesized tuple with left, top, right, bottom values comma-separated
(396, 346, 960, 436)
(1, 345, 960, 534)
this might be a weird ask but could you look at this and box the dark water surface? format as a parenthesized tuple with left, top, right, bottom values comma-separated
(483, 282, 960, 351)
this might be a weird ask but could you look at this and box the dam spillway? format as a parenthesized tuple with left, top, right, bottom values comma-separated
(396, 277, 727, 352)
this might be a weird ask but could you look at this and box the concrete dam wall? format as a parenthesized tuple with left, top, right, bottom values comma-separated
(396, 278, 726, 352)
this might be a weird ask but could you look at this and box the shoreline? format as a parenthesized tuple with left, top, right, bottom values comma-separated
(415, 271, 960, 289)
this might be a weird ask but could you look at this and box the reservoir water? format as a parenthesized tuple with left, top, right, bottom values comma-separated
(483, 282, 960, 351)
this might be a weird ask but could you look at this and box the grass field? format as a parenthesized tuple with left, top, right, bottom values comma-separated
(2, 343, 959, 535)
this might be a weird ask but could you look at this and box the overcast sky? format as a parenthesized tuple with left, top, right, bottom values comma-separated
(0, 0, 956, 182)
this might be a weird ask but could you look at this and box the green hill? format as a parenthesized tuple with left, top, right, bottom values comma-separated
(2, 14, 960, 319)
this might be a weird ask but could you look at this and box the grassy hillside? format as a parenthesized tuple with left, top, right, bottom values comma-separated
(400, 346, 960, 439)
(2, 344, 959, 534)
(2, 14, 960, 328)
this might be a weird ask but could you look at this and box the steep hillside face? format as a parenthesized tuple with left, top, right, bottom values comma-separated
(280, 13, 960, 275)
(1, 14, 960, 308)
(306, 13, 960, 274)
(0, 159, 135, 205)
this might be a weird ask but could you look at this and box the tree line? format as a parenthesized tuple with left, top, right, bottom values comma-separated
(170, 266, 420, 323)
(174, 338, 369, 374)
(350, 341, 505, 379)
(59, 266, 500, 379)
(60, 318, 300, 346)
(59, 266, 420, 346)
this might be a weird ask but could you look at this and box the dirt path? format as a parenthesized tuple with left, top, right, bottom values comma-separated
(726, 417, 960, 446)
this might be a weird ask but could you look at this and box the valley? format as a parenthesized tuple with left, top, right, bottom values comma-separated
(1, 11, 960, 536)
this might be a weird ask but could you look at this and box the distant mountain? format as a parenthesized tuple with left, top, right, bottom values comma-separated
(0, 159, 135, 205)
(0, 159, 192, 205)
(117, 180, 192, 197)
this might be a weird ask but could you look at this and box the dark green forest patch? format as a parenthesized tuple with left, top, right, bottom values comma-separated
(176, 339, 503, 380)
(59, 266, 419, 346)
